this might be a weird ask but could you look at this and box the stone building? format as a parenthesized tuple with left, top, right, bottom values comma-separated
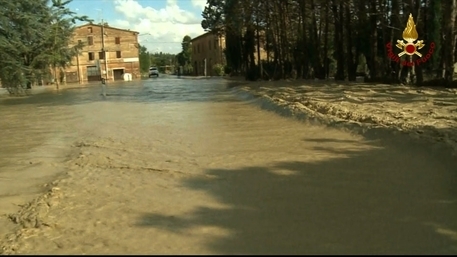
(66, 23, 140, 83)
(190, 31, 268, 76)
(190, 32, 226, 76)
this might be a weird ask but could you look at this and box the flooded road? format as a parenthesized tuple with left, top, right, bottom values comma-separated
(0, 76, 456, 254)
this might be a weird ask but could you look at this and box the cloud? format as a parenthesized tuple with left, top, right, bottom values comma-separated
(111, 0, 206, 54)
(191, 0, 207, 10)
(113, 19, 130, 28)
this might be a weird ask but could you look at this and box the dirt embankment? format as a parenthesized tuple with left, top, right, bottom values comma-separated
(233, 80, 457, 153)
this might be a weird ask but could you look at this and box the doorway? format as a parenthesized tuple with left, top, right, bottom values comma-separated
(194, 61, 198, 76)
(113, 69, 124, 81)
(65, 71, 78, 83)
(86, 65, 101, 82)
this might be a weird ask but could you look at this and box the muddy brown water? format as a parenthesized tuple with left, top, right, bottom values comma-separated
(0, 77, 456, 254)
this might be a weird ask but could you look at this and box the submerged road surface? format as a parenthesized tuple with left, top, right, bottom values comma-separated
(0, 76, 456, 254)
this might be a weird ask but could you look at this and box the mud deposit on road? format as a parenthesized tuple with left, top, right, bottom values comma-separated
(234, 80, 457, 154)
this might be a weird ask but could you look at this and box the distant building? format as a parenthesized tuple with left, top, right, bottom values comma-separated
(66, 23, 140, 83)
(190, 31, 268, 76)
(190, 32, 226, 76)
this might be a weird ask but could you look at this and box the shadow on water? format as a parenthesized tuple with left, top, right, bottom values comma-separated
(0, 77, 241, 107)
(136, 128, 457, 254)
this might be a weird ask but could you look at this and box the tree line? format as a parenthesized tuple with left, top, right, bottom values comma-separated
(0, 0, 90, 94)
(138, 35, 194, 75)
(138, 45, 180, 74)
(201, 0, 457, 87)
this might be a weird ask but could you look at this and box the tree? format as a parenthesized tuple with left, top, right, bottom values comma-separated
(39, 0, 90, 90)
(0, 0, 90, 94)
(177, 35, 192, 74)
(442, 0, 457, 84)
(0, 0, 51, 94)
(138, 44, 151, 73)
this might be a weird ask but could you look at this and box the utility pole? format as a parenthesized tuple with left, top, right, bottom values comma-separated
(100, 18, 108, 96)
(76, 54, 81, 84)
(204, 58, 207, 77)
(101, 19, 109, 82)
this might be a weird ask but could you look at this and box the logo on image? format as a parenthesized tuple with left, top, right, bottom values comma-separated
(386, 13, 435, 66)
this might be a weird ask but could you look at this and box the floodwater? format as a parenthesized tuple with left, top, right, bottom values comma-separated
(0, 76, 456, 254)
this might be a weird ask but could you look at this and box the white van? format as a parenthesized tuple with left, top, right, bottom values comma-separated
(149, 67, 159, 78)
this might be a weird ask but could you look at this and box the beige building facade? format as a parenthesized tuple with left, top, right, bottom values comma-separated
(66, 23, 140, 83)
(191, 32, 226, 76)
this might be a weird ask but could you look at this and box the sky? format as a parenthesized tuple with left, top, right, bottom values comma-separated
(67, 0, 208, 54)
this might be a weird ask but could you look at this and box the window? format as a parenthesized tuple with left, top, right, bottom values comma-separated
(209, 40, 211, 50)
(99, 51, 105, 59)
(88, 52, 94, 61)
(115, 37, 121, 44)
(116, 51, 121, 58)
(214, 39, 217, 49)
(88, 27, 93, 33)
(87, 36, 93, 45)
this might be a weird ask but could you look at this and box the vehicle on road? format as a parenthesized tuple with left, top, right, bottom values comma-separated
(149, 67, 159, 78)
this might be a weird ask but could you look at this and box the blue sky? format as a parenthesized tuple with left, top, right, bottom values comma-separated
(67, 0, 207, 54)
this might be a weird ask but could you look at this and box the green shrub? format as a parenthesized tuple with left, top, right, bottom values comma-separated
(213, 63, 225, 76)
(185, 64, 193, 75)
